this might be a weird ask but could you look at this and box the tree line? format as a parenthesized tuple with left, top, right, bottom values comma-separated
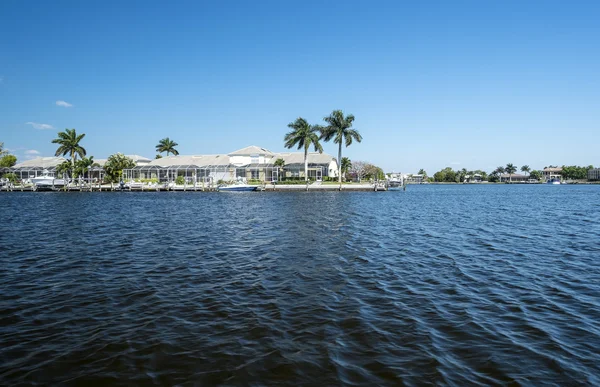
(425, 163, 596, 183)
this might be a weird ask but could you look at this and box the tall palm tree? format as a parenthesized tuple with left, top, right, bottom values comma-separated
(284, 118, 323, 181)
(505, 163, 517, 183)
(155, 137, 179, 156)
(341, 157, 352, 181)
(52, 128, 86, 171)
(320, 110, 363, 186)
(521, 165, 530, 176)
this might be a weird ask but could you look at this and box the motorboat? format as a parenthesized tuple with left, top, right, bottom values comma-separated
(218, 183, 258, 192)
(387, 174, 404, 191)
(547, 178, 561, 185)
(30, 172, 65, 188)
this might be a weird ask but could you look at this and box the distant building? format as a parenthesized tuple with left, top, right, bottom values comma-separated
(542, 167, 562, 182)
(499, 173, 528, 182)
(404, 174, 424, 184)
(588, 168, 600, 181)
(465, 174, 483, 183)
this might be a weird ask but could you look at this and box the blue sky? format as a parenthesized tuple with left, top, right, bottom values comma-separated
(1, 0, 599, 173)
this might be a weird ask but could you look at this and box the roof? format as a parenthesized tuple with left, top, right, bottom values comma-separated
(543, 167, 562, 172)
(95, 155, 150, 167)
(275, 152, 337, 166)
(500, 173, 528, 178)
(228, 146, 275, 156)
(13, 156, 67, 169)
(147, 154, 232, 168)
(126, 155, 151, 163)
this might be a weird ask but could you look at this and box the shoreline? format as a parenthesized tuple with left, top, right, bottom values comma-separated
(2, 181, 599, 193)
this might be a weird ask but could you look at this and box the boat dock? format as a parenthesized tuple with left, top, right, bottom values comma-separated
(0, 182, 389, 192)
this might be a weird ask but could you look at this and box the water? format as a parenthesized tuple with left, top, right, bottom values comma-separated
(1, 185, 599, 385)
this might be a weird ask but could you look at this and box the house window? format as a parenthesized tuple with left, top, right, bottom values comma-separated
(251, 170, 259, 179)
(251, 154, 259, 164)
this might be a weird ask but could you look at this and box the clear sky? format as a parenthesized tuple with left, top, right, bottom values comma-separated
(1, 0, 599, 173)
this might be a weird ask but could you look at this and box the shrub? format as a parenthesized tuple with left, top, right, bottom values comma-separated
(2, 172, 18, 183)
(175, 176, 185, 185)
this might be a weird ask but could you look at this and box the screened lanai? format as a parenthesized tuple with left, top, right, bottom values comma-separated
(237, 163, 278, 182)
(10, 157, 67, 181)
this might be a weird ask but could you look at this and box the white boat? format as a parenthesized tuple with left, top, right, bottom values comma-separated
(387, 173, 404, 191)
(30, 173, 65, 188)
(547, 178, 561, 185)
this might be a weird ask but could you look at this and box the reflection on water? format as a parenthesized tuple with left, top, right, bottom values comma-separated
(1, 185, 599, 385)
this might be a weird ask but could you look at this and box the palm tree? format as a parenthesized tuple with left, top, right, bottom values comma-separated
(52, 128, 86, 171)
(521, 165, 530, 176)
(274, 158, 285, 181)
(0, 142, 8, 156)
(284, 118, 323, 181)
(74, 156, 100, 183)
(104, 153, 136, 183)
(320, 110, 363, 186)
(341, 157, 352, 181)
(155, 137, 179, 156)
(505, 163, 517, 183)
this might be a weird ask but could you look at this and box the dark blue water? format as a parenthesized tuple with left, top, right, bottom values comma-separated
(1, 185, 599, 385)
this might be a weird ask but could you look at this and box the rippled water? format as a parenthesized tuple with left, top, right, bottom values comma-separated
(1, 185, 600, 385)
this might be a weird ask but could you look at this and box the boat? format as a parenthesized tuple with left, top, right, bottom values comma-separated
(387, 173, 404, 191)
(218, 183, 258, 192)
(547, 178, 561, 185)
(30, 171, 66, 189)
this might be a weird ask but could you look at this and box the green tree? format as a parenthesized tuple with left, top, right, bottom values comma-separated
(155, 154, 163, 159)
(521, 165, 530, 176)
(273, 158, 285, 181)
(363, 164, 385, 180)
(505, 163, 517, 182)
(529, 170, 542, 181)
(2, 172, 17, 183)
(284, 117, 323, 181)
(52, 128, 87, 171)
(56, 160, 73, 178)
(320, 110, 363, 186)
(104, 153, 136, 183)
(560, 165, 593, 180)
(433, 167, 457, 182)
(155, 137, 179, 156)
(341, 157, 352, 181)
(418, 169, 427, 178)
(73, 156, 100, 178)
(0, 154, 17, 167)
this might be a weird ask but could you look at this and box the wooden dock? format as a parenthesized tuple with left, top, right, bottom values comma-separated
(1, 183, 388, 193)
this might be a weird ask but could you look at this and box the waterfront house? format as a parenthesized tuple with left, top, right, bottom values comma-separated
(123, 146, 339, 184)
(499, 173, 528, 182)
(11, 157, 67, 181)
(588, 168, 600, 181)
(404, 174, 424, 184)
(465, 174, 483, 183)
(542, 167, 562, 182)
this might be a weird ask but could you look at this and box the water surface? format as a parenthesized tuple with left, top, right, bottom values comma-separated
(1, 185, 599, 385)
